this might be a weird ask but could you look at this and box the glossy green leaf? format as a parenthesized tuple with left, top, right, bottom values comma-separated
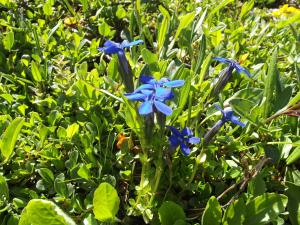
(0, 117, 24, 160)
(158, 201, 186, 225)
(244, 193, 288, 225)
(286, 147, 300, 165)
(19, 199, 76, 225)
(2, 31, 14, 51)
(222, 198, 245, 225)
(201, 196, 222, 225)
(31, 61, 42, 82)
(93, 182, 120, 222)
(286, 182, 300, 225)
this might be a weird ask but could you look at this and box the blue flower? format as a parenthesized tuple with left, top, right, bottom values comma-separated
(214, 105, 245, 127)
(213, 57, 251, 77)
(98, 39, 143, 92)
(125, 76, 184, 116)
(125, 86, 173, 116)
(167, 126, 200, 155)
(203, 105, 245, 144)
(98, 40, 143, 54)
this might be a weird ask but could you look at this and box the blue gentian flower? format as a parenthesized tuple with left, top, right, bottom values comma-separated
(98, 40, 143, 54)
(204, 105, 245, 144)
(211, 57, 251, 97)
(167, 126, 200, 155)
(98, 39, 143, 92)
(125, 76, 184, 116)
(213, 57, 251, 77)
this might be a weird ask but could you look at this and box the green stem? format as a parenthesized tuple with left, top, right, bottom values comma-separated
(135, 151, 149, 206)
(149, 155, 163, 206)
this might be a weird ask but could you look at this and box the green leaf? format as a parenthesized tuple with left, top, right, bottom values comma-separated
(0, 175, 9, 207)
(0, 117, 24, 160)
(286, 147, 300, 165)
(93, 182, 120, 222)
(240, 0, 254, 19)
(263, 48, 278, 118)
(157, 6, 170, 53)
(244, 193, 288, 225)
(141, 48, 158, 64)
(43, 0, 54, 16)
(230, 98, 259, 125)
(19, 199, 76, 225)
(2, 31, 14, 51)
(174, 12, 195, 41)
(98, 22, 111, 37)
(201, 196, 222, 225)
(222, 198, 245, 225)
(37, 168, 54, 185)
(158, 201, 186, 225)
(247, 174, 266, 197)
(31, 61, 42, 82)
(66, 123, 79, 139)
(77, 164, 91, 180)
(286, 182, 300, 225)
(206, 0, 234, 22)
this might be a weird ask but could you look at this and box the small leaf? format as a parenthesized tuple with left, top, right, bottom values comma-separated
(174, 12, 195, 41)
(0, 117, 24, 160)
(66, 123, 79, 139)
(93, 182, 120, 222)
(157, 6, 170, 53)
(0, 175, 9, 207)
(222, 198, 245, 225)
(31, 61, 42, 82)
(286, 182, 300, 225)
(244, 193, 288, 225)
(286, 147, 300, 165)
(201, 196, 222, 225)
(2, 31, 14, 51)
(240, 0, 254, 19)
(158, 201, 186, 225)
(19, 199, 76, 225)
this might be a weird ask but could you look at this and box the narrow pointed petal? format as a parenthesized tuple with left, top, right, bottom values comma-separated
(140, 75, 155, 84)
(155, 87, 172, 100)
(234, 64, 251, 77)
(181, 127, 193, 136)
(138, 101, 153, 115)
(213, 57, 232, 64)
(154, 101, 172, 116)
(169, 135, 180, 147)
(122, 40, 143, 48)
(187, 137, 200, 144)
(231, 116, 246, 127)
(214, 104, 223, 112)
(140, 89, 153, 97)
(125, 93, 146, 101)
(164, 80, 185, 88)
(134, 84, 154, 92)
(180, 143, 191, 155)
(104, 40, 118, 47)
(166, 126, 181, 137)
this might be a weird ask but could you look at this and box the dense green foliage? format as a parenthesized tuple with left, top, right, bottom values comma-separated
(0, 0, 299, 224)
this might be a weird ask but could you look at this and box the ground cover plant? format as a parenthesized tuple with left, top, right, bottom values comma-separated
(0, 0, 300, 224)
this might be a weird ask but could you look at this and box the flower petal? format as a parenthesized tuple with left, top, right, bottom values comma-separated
(181, 127, 193, 136)
(122, 40, 144, 48)
(134, 84, 154, 92)
(138, 101, 153, 115)
(125, 93, 146, 101)
(155, 87, 173, 100)
(235, 64, 251, 77)
(154, 101, 172, 116)
(164, 80, 185, 88)
(213, 57, 232, 64)
(230, 116, 246, 127)
(187, 137, 200, 144)
(180, 143, 191, 155)
(99, 41, 122, 54)
(169, 135, 180, 147)
(140, 75, 155, 84)
(166, 126, 181, 137)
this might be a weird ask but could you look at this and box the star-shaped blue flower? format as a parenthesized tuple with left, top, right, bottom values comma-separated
(126, 87, 173, 115)
(98, 40, 143, 54)
(125, 76, 184, 116)
(215, 105, 245, 127)
(167, 126, 200, 155)
(214, 57, 251, 77)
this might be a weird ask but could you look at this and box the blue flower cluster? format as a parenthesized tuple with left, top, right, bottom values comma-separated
(99, 40, 250, 155)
